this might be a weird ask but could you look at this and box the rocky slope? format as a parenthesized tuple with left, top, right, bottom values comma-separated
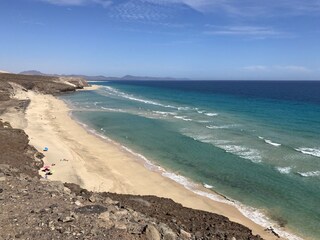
(0, 73, 263, 240)
(0, 73, 88, 94)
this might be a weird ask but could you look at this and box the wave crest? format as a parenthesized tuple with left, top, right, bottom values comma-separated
(295, 148, 320, 158)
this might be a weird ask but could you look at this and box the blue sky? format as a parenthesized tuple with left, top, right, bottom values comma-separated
(0, 0, 319, 80)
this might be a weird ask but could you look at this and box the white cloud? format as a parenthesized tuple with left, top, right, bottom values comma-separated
(241, 66, 269, 72)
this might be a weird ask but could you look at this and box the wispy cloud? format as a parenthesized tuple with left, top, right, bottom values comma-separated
(172, 0, 320, 15)
(205, 26, 280, 36)
(204, 25, 289, 39)
(39, 0, 112, 7)
(241, 65, 269, 72)
(108, 1, 172, 21)
(39, 0, 87, 5)
(38, 0, 320, 16)
(241, 65, 312, 73)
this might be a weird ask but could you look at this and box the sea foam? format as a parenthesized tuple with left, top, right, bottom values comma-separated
(69, 112, 302, 240)
(203, 183, 213, 189)
(297, 171, 320, 177)
(204, 112, 219, 117)
(258, 136, 281, 147)
(218, 145, 262, 163)
(276, 167, 292, 174)
(295, 148, 320, 158)
(174, 115, 193, 121)
(101, 86, 177, 109)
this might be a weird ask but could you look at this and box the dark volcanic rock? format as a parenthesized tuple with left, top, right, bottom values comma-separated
(0, 121, 43, 177)
(75, 205, 107, 215)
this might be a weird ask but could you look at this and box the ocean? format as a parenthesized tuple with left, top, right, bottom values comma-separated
(60, 81, 320, 239)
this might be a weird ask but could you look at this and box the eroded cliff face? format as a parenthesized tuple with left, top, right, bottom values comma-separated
(59, 76, 90, 88)
(0, 74, 263, 240)
(0, 73, 89, 94)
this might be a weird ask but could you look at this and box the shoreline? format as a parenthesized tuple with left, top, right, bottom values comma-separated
(70, 108, 303, 240)
(4, 85, 299, 240)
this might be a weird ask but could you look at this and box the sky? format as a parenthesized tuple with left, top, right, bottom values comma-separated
(0, 0, 320, 80)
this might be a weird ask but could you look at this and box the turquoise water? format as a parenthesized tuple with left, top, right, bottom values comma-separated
(61, 81, 320, 239)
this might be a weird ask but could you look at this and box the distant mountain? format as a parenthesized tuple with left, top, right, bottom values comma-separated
(19, 71, 188, 81)
(20, 70, 45, 75)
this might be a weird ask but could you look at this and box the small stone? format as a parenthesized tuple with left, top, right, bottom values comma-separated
(99, 212, 114, 229)
(74, 200, 82, 206)
(0, 176, 6, 181)
(89, 195, 96, 203)
(63, 187, 71, 194)
(163, 231, 176, 240)
(115, 222, 127, 230)
(114, 210, 128, 219)
(195, 231, 202, 238)
(59, 216, 74, 223)
(104, 197, 117, 205)
(15, 233, 23, 238)
(180, 229, 191, 240)
(107, 205, 118, 213)
(231, 237, 236, 240)
(145, 225, 161, 240)
(99, 212, 110, 221)
(0, 188, 3, 193)
(128, 223, 145, 234)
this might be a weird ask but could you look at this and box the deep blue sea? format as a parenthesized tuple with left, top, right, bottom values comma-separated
(61, 81, 320, 239)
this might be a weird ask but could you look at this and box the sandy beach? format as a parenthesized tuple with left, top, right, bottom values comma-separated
(3, 85, 280, 240)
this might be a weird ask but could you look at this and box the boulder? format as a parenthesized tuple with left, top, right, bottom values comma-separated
(145, 225, 161, 240)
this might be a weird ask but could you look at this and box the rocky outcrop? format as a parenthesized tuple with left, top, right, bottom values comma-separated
(0, 120, 43, 178)
(59, 77, 89, 88)
(0, 73, 89, 94)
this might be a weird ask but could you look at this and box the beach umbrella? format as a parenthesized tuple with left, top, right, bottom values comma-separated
(43, 147, 48, 151)
(42, 165, 50, 171)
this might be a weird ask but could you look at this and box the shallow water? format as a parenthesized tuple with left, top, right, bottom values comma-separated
(61, 81, 320, 239)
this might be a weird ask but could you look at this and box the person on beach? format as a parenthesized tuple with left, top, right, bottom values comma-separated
(44, 170, 53, 179)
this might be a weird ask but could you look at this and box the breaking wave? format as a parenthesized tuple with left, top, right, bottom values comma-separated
(100, 86, 186, 110)
(295, 148, 320, 158)
(174, 115, 193, 121)
(204, 112, 219, 117)
(258, 136, 281, 147)
(203, 183, 213, 189)
(297, 171, 320, 177)
(276, 167, 292, 174)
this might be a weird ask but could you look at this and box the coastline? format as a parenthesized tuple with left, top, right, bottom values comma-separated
(4, 85, 294, 240)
